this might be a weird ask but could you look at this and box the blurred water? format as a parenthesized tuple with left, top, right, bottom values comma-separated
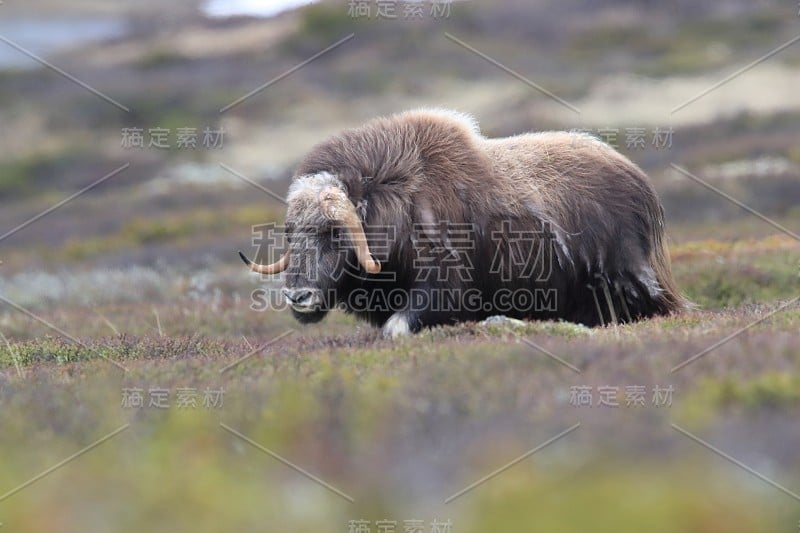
(203, 0, 318, 18)
(0, 18, 125, 68)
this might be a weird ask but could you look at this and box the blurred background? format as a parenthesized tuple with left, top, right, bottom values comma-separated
(1, 1, 799, 531)
(1, 0, 798, 290)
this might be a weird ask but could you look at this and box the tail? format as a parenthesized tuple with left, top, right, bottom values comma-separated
(650, 204, 692, 313)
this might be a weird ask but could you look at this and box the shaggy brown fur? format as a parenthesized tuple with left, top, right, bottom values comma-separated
(244, 109, 686, 336)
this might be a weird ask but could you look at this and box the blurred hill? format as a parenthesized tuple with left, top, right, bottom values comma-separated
(0, 0, 799, 271)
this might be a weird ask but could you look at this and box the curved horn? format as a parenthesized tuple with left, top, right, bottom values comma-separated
(238, 250, 288, 274)
(318, 187, 381, 274)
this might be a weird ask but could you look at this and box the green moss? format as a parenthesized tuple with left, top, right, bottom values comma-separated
(0, 153, 69, 197)
(690, 373, 800, 412)
(465, 463, 771, 533)
(299, 3, 361, 42)
(60, 203, 284, 261)
(569, 10, 789, 77)
(566, 26, 668, 62)
(675, 251, 800, 309)
(656, 315, 705, 329)
(136, 48, 189, 70)
(419, 318, 594, 342)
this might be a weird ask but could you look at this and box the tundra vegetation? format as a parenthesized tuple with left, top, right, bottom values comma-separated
(1, 1, 799, 531)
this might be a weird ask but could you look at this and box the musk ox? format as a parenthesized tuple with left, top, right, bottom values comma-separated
(240, 109, 685, 338)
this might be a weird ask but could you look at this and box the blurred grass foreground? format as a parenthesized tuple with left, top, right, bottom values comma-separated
(0, 0, 800, 531)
